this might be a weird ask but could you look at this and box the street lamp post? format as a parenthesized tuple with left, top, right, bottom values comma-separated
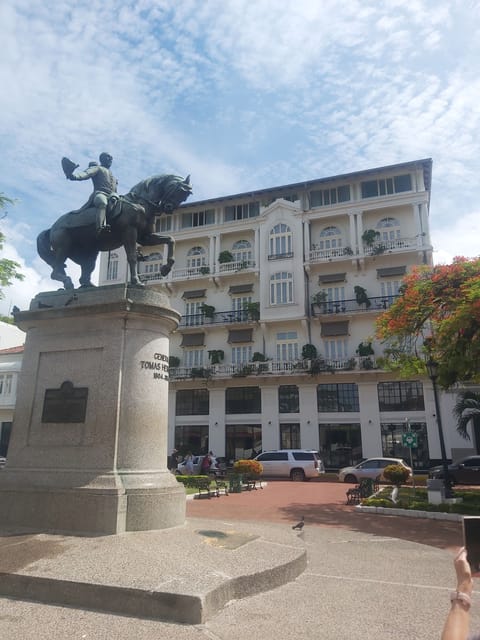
(425, 358, 453, 498)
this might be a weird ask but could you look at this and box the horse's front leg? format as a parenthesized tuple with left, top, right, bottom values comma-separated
(124, 229, 144, 287)
(161, 237, 175, 276)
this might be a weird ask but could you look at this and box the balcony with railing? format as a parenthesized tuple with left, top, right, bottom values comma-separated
(311, 295, 398, 316)
(179, 306, 260, 328)
(308, 236, 418, 264)
(169, 355, 379, 380)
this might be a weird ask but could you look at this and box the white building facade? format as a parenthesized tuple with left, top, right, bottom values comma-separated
(98, 159, 478, 469)
(0, 322, 25, 456)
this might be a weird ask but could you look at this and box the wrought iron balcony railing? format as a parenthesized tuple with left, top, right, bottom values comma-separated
(169, 355, 379, 380)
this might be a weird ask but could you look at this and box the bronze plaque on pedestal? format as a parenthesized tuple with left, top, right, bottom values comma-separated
(41, 381, 88, 423)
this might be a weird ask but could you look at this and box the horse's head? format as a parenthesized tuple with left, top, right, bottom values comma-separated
(160, 174, 193, 214)
(128, 174, 193, 215)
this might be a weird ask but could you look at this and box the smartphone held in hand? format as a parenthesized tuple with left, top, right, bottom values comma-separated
(463, 516, 480, 575)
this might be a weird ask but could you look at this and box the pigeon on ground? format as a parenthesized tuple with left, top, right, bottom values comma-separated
(292, 516, 305, 530)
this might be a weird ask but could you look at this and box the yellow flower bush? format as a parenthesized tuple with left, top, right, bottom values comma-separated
(233, 459, 263, 476)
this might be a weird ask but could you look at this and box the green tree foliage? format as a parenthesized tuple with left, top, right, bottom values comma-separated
(0, 193, 24, 300)
(376, 257, 480, 388)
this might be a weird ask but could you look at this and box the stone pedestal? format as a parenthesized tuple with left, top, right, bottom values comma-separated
(0, 285, 185, 535)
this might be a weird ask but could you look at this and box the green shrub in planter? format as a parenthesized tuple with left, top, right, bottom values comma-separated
(383, 464, 411, 486)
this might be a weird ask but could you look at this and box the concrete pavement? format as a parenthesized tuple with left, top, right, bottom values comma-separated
(0, 482, 478, 639)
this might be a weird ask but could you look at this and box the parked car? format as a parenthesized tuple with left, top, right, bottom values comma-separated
(176, 455, 221, 476)
(0, 456, 5, 469)
(428, 455, 480, 485)
(253, 449, 325, 481)
(338, 457, 412, 483)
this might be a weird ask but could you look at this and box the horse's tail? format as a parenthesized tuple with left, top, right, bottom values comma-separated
(37, 229, 56, 268)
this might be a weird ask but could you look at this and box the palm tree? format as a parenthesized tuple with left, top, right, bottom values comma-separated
(453, 390, 480, 439)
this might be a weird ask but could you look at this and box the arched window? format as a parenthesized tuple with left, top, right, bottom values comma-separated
(270, 272, 293, 305)
(232, 240, 252, 264)
(269, 223, 293, 258)
(187, 246, 207, 270)
(140, 251, 163, 280)
(376, 217, 401, 242)
(318, 226, 342, 251)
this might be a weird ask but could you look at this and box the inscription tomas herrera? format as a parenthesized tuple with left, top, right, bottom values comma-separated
(140, 352, 169, 380)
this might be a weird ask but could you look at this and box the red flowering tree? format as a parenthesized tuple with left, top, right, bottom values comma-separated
(376, 257, 480, 388)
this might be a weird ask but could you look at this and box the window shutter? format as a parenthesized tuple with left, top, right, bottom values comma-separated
(321, 321, 349, 337)
(180, 333, 205, 346)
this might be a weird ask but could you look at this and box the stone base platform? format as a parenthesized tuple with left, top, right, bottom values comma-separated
(0, 517, 306, 624)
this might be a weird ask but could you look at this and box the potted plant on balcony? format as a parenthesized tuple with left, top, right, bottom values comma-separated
(301, 343, 318, 360)
(252, 351, 269, 373)
(356, 341, 374, 357)
(208, 349, 224, 364)
(169, 355, 180, 368)
(218, 250, 234, 264)
(199, 265, 210, 275)
(362, 229, 380, 247)
(201, 303, 215, 319)
(244, 301, 260, 321)
(343, 246, 354, 255)
(354, 285, 371, 309)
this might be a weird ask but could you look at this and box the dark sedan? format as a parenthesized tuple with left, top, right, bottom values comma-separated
(428, 455, 480, 485)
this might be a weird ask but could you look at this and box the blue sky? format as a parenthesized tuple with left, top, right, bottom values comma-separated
(1, 0, 480, 314)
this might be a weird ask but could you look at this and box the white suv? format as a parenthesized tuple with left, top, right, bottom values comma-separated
(254, 449, 325, 482)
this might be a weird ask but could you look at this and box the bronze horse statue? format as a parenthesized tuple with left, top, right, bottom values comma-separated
(37, 174, 192, 290)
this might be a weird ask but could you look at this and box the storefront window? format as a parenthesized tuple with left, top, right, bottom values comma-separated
(280, 423, 300, 449)
(174, 425, 209, 455)
(381, 422, 429, 469)
(225, 424, 262, 462)
(318, 423, 362, 468)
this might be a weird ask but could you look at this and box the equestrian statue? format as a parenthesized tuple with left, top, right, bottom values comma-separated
(37, 153, 192, 290)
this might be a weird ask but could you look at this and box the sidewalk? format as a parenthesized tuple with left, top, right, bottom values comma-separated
(0, 482, 475, 640)
(187, 481, 463, 550)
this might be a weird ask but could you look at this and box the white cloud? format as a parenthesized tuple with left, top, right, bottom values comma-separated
(1, 0, 479, 293)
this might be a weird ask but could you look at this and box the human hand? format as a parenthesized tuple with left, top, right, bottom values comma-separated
(454, 547, 473, 595)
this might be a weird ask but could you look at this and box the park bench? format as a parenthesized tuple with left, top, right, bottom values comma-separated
(244, 474, 263, 491)
(191, 476, 215, 498)
(346, 478, 379, 505)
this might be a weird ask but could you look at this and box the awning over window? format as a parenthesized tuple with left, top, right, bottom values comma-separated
(228, 329, 254, 343)
(318, 273, 347, 284)
(376, 266, 407, 278)
(182, 289, 206, 299)
(229, 284, 254, 294)
(180, 333, 205, 347)
(321, 321, 349, 337)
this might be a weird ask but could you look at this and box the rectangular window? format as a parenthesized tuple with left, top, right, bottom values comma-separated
(361, 174, 412, 198)
(106, 259, 119, 281)
(318, 423, 363, 467)
(224, 202, 260, 222)
(232, 346, 253, 364)
(279, 385, 300, 413)
(323, 338, 348, 361)
(184, 349, 204, 368)
(181, 209, 215, 228)
(175, 389, 209, 415)
(175, 424, 209, 453)
(276, 332, 299, 361)
(226, 424, 262, 461)
(226, 387, 261, 414)
(377, 381, 425, 411)
(280, 423, 300, 449)
(317, 383, 359, 412)
(311, 185, 351, 207)
(155, 216, 172, 233)
(185, 301, 204, 326)
(0, 374, 13, 396)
